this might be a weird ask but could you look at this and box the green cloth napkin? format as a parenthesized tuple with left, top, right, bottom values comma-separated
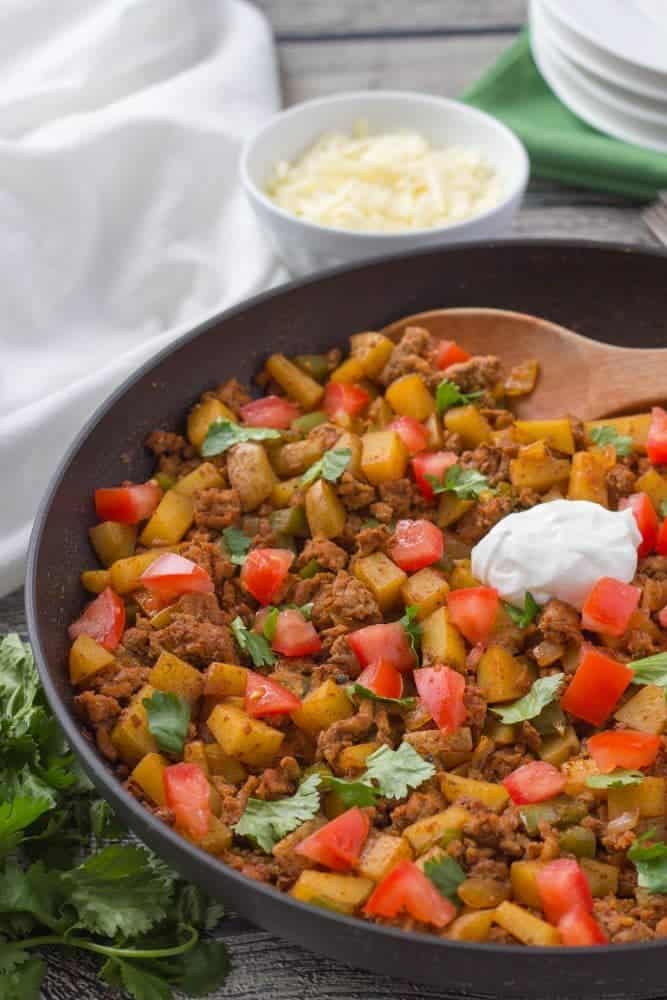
(462, 31, 667, 200)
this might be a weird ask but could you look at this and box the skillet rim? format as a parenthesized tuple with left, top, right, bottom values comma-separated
(25, 237, 667, 977)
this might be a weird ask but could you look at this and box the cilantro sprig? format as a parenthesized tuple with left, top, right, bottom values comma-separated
(423, 855, 466, 902)
(201, 419, 280, 457)
(400, 605, 422, 657)
(427, 464, 493, 500)
(300, 447, 352, 487)
(491, 673, 564, 725)
(589, 425, 633, 456)
(628, 830, 667, 894)
(586, 770, 644, 790)
(363, 743, 436, 800)
(504, 592, 540, 629)
(143, 691, 190, 755)
(346, 683, 416, 710)
(231, 616, 276, 669)
(221, 525, 252, 565)
(435, 379, 483, 415)
(628, 652, 667, 688)
(233, 774, 321, 852)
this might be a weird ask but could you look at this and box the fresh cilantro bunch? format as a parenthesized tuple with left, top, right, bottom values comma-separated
(0, 635, 230, 1000)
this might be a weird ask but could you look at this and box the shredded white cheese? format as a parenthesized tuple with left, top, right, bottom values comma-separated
(266, 120, 502, 233)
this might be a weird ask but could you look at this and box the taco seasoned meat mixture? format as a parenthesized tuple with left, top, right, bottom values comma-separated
(68, 325, 667, 946)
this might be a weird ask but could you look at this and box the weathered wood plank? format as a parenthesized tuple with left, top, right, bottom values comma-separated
(256, 0, 527, 36)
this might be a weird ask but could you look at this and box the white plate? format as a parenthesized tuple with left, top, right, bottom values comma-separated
(531, 8, 667, 152)
(532, 1, 667, 125)
(536, 0, 667, 102)
(542, 0, 667, 76)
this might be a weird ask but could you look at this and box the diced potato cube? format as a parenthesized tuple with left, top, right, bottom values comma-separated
(477, 646, 534, 703)
(634, 467, 667, 511)
(266, 353, 324, 410)
(291, 679, 353, 734)
(445, 405, 492, 447)
(89, 522, 137, 567)
(386, 374, 435, 420)
(401, 567, 449, 620)
(447, 909, 496, 942)
(585, 413, 650, 454)
(367, 396, 394, 430)
(305, 479, 346, 539)
(494, 901, 560, 946)
(608, 777, 665, 820)
(207, 704, 283, 767)
(562, 757, 601, 797)
(131, 752, 168, 806)
(335, 431, 363, 477)
(184, 740, 210, 775)
(227, 442, 277, 512)
(338, 741, 380, 773)
(199, 815, 233, 855)
(514, 419, 575, 454)
(187, 397, 236, 451)
(484, 719, 518, 745)
(140, 490, 194, 546)
(580, 858, 619, 897)
(421, 607, 466, 671)
(405, 728, 473, 769)
(437, 493, 474, 528)
(149, 651, 203, 706)
(350, 332, 394, 377)
(424, 412, 444, 450)
(109, 547, 177, 594)
(358, 832, 412, 881)
(173, 462, 224, 496)
(449, 559, 481, 591)
(291, 872, 374, 914)
(204, 661, 248, 697)
(69, 634, 115, 686)
(330, 357, 366, 384)
(458, 878, 510, 909)
(361, 430, 408, 484)
(567, 451, 608, 506)
(614, 685, 667, 734)
(147, 604, 175, 629)
(440, 772, 509, 812)
(402, 805, 469, 855)
(539, 726, 580, 767)
(204, 743, 246, 784)
(81, 569, 112, 594)
(354, 552, 407, 612)
(510, 441, 571, 492)
(272, 437, 326, 477)
(111, 685, 159, 766)
(271, 476, 301, 508)
(510, 860, 545, 909)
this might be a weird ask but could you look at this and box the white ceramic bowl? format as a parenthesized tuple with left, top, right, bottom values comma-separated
(240, 91, 530, 276)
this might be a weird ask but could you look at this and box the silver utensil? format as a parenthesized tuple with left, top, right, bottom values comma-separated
(642, 190, 667, 244)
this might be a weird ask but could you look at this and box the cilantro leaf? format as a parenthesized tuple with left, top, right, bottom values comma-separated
(399, 605, 422, 657)
(491, 673, 564, 725)
(427, 464, 493, 500)
(111, 959, 172, 1000)
(589, 425, 633, 456)
(178, 939, 232, 995)
(586, 770, 645, 789)
(201, 419, 280, 457)
(322, 775, 378, 809)
(143, 691, 190, 755)
(423, 855, 465, 902)
(346, 683, 416, 710)
(628, 832, 667, 894)
(3, 951, 44, 1000)
(231, 616, 276, 669)
(435, 379, 483, 414)
(364, 743, 436, 800)
(262, 607, 279, 641)
(629, 652, 667, 688)
(504, 592, 540, 629)
(0, 859, 65, 933)
(221, 525, 252, 566)
(62, 845, 174, 938)
(0, 798, 53, 856)
(233, 774, 321, 853)
(300, 447, 351, 487)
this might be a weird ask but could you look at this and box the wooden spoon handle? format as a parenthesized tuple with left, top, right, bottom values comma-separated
(589, 346, 667, 417)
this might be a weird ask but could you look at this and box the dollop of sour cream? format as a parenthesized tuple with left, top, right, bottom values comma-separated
(471, 499, 641, 610)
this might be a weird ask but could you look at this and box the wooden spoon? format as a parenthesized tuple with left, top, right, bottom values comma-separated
(381, 307, 667, 420)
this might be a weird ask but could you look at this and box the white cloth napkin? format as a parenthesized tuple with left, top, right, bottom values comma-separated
(0, 0, 284, 598)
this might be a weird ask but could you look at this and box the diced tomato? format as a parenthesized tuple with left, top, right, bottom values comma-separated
(502, 761, 565, 805)
(581, 576, 641, 637)
(245, 670, 302, 718)
(140, 553, 214, 601)
(357, 659, 404, 699)
(240, 548, 294, 605)
(240, 394, 300, 429)
(447, 586, 499, 646)
(657, 520, 667, 557)
(364, 860, 456, 928)
(587, 730, 660, 773)
(68, 587, 125, 651)
(558, 905, 608, 946)
(414, 666, 466, 734)
(619, 492, 659, 558)
(536, 859, 593, 925)
(434, 339, 471, 369)
(411, 451, 458, 502)
(94, 481, 162, 524)
(347, 622, 416, 673)
(323, 382, 370, 421)
(296, 807, 370, 871)
(647, 406, 667, 466)
(163, 763, 211, 841)
(390, 519, 444, 572)
(560, 645, 633, 727)
(271, 608, 322, 657)
(388, 416, 429, 456)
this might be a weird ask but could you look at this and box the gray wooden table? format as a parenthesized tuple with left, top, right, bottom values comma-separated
(2, 1, 660, 997)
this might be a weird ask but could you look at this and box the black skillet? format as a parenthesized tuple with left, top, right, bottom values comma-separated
(26, 240, 667, 999)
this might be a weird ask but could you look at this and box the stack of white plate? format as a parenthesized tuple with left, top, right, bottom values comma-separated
(529, 0, 667, 152)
